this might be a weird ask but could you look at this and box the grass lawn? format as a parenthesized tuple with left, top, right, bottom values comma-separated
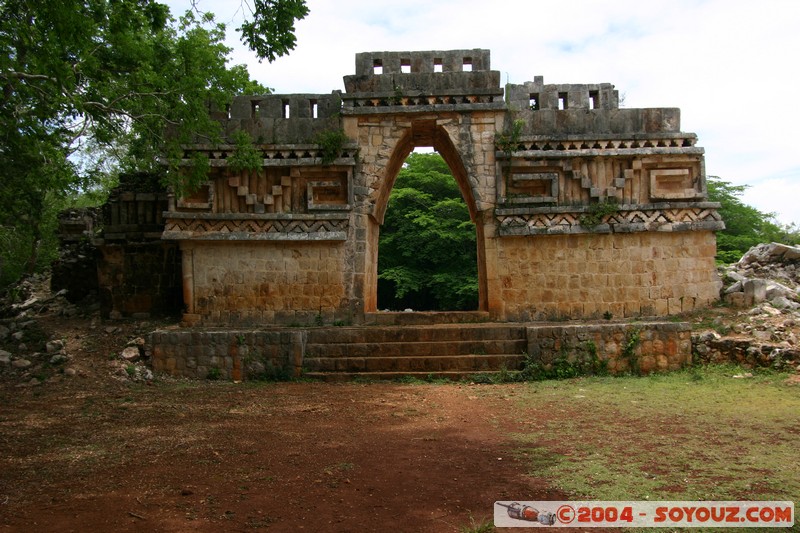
(484, 364, 799, 531)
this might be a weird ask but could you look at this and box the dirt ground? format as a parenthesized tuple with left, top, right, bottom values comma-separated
(0, 313, 587, 533)
(2, 288, 798, 532)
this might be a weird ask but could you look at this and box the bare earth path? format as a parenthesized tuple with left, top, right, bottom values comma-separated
(1, 374, 572, 532)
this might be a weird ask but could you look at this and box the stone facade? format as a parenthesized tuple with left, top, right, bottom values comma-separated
(527, 322, 692, 375)
(95, 173, 183, 318)
(151, 329, 304, 381)
(181, 241, 348, 325)
(164, 49, 723, 326)
(495, 231, 720, 320)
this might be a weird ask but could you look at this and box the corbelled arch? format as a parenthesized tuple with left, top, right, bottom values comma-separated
(361, 118, 489, 313)
(157, 48, 723, 330)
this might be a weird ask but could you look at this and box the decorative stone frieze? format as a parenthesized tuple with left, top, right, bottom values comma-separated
(162, 49, 724, 326)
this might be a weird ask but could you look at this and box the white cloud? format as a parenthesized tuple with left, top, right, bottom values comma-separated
(168, 0, 800, 226)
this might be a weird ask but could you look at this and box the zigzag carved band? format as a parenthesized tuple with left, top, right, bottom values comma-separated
(162, 217, 349, 241)
(497, 207, 724, 236)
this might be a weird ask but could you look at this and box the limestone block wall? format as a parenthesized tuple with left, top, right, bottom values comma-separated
(198, 93, 343, 145)
(527, 322, 692, 374)
(344, 49, 500, 95)
(94, 173, 183, 318)
(96, 242, 182, 318)
(182, 241, 350, 326)
(151, 329, 305, 381)
(493, 231, 721, 321)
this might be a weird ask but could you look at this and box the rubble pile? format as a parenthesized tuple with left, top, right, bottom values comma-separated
(1, 274, 152, 388)
(109, 335, 154, 382)
(693, 243, 800, 372)
(1, 274, 90, 320)
(720, 242, 800, 309)
(0, 317, 78, 387)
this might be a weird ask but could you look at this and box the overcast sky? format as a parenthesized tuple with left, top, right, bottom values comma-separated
(168, 0, 800, 226)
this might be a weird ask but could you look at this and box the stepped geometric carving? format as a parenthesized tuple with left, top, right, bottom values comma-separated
(499, 147, 704, 205)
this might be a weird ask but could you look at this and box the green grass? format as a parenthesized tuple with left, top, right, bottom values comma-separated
(500, 365, 799, 531)
(457, 513, 494, 532)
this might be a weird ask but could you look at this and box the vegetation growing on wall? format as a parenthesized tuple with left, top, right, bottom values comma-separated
(227, 131, 264, 174)
(494, 119, 525, 156)
(378, 153, 478, 311)
(579, 199, 619, 229)
(312, 129, 350, 165)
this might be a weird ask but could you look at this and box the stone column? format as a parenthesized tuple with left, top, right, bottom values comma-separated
(180, 242, 200, 325)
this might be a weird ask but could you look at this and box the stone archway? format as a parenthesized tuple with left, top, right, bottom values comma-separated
(158, 48, 723, 328)
(361, 119, 489, 313)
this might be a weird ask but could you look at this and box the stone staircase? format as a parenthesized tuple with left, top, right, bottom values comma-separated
(151, 320, 692, 381)
(302, 323, 528, 381)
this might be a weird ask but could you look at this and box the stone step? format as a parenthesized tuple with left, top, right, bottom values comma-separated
(305, 324, 527, 345)
(303, 370, 519, 383)
(364, 311, 490, 326)
(304, 339, 527, 358)
(304, 354, 524, 373)
(152, 320, 693, 382)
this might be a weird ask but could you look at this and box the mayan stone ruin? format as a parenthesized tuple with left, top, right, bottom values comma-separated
(160, 49, 722, 327)
(130, 49, 724, 380)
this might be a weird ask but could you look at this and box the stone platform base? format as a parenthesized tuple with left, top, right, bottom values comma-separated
(150, 320, 692, 381)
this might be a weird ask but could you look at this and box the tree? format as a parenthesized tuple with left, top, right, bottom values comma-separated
(236, 0, 309, 62)
(378, 153, 478, 311)
(0, 0, 307, 288)
(707, 176, 800, 263)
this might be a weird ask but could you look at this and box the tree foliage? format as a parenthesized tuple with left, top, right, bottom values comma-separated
(237, 0, 309, 62)
(378, 153, 478, 311)
(707, 176, 799, 263)
(0, 0, 307, 288)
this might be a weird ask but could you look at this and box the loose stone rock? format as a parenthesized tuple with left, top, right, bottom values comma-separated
(50, 354, 69, 365)
(120, 346, 141, 362)
(46, 339, 65, 353)
(128, 337, 146, 347)
(771, 296, 799, 310)
(721, 243, 799, 309)
(12, 358, 32, 369)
